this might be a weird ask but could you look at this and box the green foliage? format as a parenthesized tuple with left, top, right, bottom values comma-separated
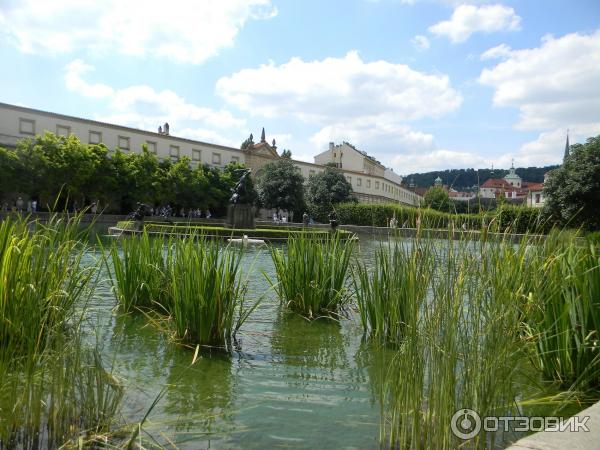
(106, 233, 254, 347)
(523, 233, 600, 388)
(256, 158, 305, 214)
(240, 134, 254, 150)
(0, 132, 246, 214)
(544, 135, 600, 230)
(0, 214, 123, 448)
(306, 166, 353, 208)
(422, 186, 450, 211)
(169, 238, 253, 347)
(353, 242, 433, 345)
(317, 202, 550, 234)
(267, 233, 355, 319)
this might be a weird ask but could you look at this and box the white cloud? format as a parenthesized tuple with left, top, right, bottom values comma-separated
(217, 51, 462, 172)
(64, 59, 245, 145)
(480, 43, 512, 60)
(0, 0, 276, 64)
(217, 51, 462, 123)
(479, 30, 600, 130)
(428, 4, 521, 43)
(411, 34, 431, 50)
(392, 149, 490, 174)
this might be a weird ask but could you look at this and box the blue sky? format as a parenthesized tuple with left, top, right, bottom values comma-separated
(1, 0, 599, 174)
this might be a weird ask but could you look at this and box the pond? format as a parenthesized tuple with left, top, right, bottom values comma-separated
(86, 234, 389, 449)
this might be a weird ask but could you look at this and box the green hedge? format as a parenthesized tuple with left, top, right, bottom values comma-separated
(322, 203, 550, 234)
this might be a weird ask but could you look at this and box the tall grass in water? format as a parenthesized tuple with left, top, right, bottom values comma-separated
(523, 231, 600, 389)
(107, 233, 253, 347)
(268, 233, 355, 319)
(0, 214, 123, 448)
(353, 241, 433, 345)
(168, 237, 253, 347)
(106, 231, 172, 312)
(379, 235, 536, 449)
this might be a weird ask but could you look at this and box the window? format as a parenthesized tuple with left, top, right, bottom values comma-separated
(212, 152, 221, 165)
(19, 118, 35, 135)
(118, 136, 130, 150)
(347, 176, 352, 184)
(357, 178, 362, 186)
(56, 124, 70, 137)
(535, 193, 541, 203)
(367, 179, 371, 188)
(89, 131, 102, 144)
(375, 181, 380, 190)
(192, 149, 201, 161)
(146, 141, 157, 154)
(169, 145, 180, 161)
(309, 169, 315, 176)
(231, 156, 240, 163)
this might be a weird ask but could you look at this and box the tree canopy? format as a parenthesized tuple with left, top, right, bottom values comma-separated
(544, 135, 600, 230)
(256, 158, 304, 213)
(0, 132, 246, 214)
(423, 186, 450, 212)
(306, 167, 353, 206)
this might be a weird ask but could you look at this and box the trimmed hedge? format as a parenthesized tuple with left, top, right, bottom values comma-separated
(319, 203, 551, 234)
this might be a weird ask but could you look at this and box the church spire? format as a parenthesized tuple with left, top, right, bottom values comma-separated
(260, 127, 266, 143)
(564, 130, 570, 162)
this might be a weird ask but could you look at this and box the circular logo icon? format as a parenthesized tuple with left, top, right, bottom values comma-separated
(451, 408, 481, 440)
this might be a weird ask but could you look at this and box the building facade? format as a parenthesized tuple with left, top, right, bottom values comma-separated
(0, 102, 421, 207)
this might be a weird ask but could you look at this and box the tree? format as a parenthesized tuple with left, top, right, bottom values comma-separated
(280, 149, 292, 159)
(423, 186, 450, 211)
(544, 135, 600, 229)
(306, 166, 353, 206)
(256, 158, 305, 215)
(0, 147, 21, 199)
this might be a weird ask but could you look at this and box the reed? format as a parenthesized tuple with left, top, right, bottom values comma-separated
(268, 233, 355, 319)
(167, 237, 252, 347)
(379, 235, 537, 449)
(106, 231, 172, 312)
(0, 213, 123, 449)
(353, 240, 433, 345)
(522, 232, 600, 389)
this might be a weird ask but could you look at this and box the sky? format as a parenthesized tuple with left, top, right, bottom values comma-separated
(1, 0, 599, 174)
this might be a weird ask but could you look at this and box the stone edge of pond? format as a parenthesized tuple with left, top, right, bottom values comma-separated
(505, 400, 600, 450)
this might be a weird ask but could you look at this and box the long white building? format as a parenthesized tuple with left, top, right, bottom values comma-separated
(0, 102, 420, 206)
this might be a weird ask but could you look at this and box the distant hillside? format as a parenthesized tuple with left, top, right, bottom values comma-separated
(405, 166, 560, 190)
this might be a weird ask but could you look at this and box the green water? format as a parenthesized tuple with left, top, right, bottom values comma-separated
(87, 236, 387, 449)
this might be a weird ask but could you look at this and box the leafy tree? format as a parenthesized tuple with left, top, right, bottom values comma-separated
(0, 147, 21, 199)
(256, 158, 305, 215)
(423, 186, 450, 212)
(544, 135, 600, 229)
(306, 166, 353, 206)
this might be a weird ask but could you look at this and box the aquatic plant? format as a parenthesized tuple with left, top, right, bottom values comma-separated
(353, 240, 433, 345)
(106, 231, 172, 312)
(523, 232, 600, 389)
(268, 233, 355, 319)
(168, 237, 253, 347)
(0, 214, 123, 449)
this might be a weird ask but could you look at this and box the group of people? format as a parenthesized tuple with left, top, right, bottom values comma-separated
(1, 197, 37, 213)
(150, 204, 211, 219)
(272, 212, 289, 223)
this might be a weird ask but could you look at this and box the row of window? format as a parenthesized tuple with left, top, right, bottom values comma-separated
(18, 118, 240, 165)
(343, 173, 417, 204)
